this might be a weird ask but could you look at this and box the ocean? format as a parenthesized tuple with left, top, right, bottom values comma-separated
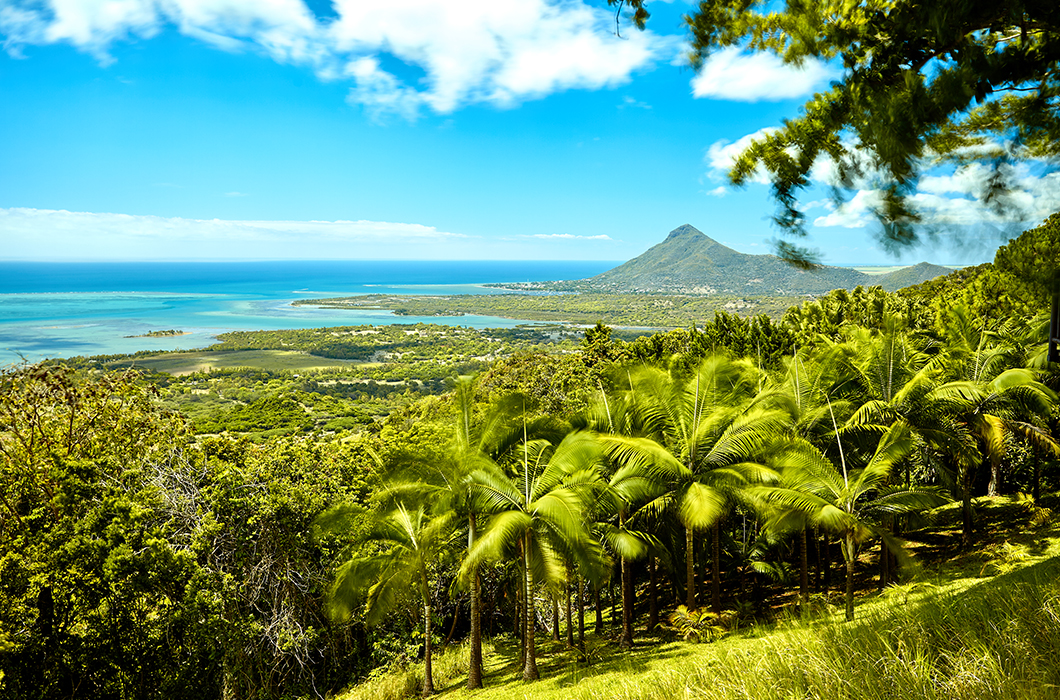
(0, 260, 617, 365)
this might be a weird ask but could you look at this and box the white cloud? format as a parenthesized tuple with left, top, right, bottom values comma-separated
(0, 207, 473, 260)
(706, 186, 728, 197)
(691, 48, 836, 102)
(812, 165, 1060, 229)
(619, 95, 651, 110)
(812, 189, 881, 229)
(705, 127, 777, 184)
(0, 0, 670, 116)
(707, 124, 1060, 232)
(529, 233, 612, 240)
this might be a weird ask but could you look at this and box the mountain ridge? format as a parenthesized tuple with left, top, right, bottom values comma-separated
(584, 224, 951, 295)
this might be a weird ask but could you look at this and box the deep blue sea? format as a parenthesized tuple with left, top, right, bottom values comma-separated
(0, 261, 618, 364)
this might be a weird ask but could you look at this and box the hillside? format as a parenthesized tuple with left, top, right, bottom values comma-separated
(874, 261, 954, 290)
(579, 225, 950, 295)
(337, 494, 1060, 700)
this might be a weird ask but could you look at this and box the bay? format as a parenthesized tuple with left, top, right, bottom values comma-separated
(0, 260, 617, 364)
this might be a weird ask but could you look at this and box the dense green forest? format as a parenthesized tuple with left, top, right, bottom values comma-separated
(2, 215, 1059, 699)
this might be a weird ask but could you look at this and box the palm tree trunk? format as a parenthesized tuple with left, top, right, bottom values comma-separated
(1033, 447, 1041, 502)
(552, 597, 560, 641)
(620, 553, 633, 647)
(423, 597, 435, 695)
(685, 525, 696, 609)
(467, 513, 483, 689)
(577, 578, 585, 648)
(799, 527, 809, 608)
(813, 527, 822, 592)
(516, 549, 525, 668)
(878, 537, 888, 589)
(594, 585, 604, 635)
(823, 536, 832, 591)
(987, 454, 1001, 497)
(610, 578, 617, 629)
(844, 533, 855, 622)
(648, 556, 659, 631)
(620, 509, 634, 648)
(565, 575, 574, 648)
(961, 462, 974, 548)
(522, 536, 539, 681)
(711, 520, 722, 615)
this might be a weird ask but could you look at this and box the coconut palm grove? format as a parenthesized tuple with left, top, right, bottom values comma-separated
(2, 215, 1060, 699)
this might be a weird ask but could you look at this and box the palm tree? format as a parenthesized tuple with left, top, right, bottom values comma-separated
(379, 382, 528, 689)
(755, 423, 946, 621)
(625, 356, 784, 613)
(834, 318, 966, 583)
(929, 365, 1059, 545)
(753, 346, 854, 604)
(321, 501, 457, 696)
(464, 430, 606, 680)
(583, 384, 684, 646)
(439, 381, 524, 688)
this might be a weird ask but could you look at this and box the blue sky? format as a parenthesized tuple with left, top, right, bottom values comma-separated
(1, 0, 1056, 265)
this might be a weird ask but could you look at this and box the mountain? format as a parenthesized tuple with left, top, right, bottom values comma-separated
(874, 261, 954, 290)
(585, 224, 950, 295)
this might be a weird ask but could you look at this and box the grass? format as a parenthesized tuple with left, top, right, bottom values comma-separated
(334, 495, 1060, 700)
(104, 349, 367, 374)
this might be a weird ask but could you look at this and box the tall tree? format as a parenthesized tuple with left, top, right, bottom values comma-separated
(930, 364, 1058, 544)
(321, 501, 456, 697)
(625, 356, 784, 613)
(464, 431, 606, 680)
(394, 381, 526, 689)
(583, 383, 685, 647)
(756, 424, 947, 620)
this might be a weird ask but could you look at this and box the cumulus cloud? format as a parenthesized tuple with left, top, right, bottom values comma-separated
(691, 48, 836, 102)
(812, 190, 881, 229)
(0, 207, 473, 260)
(812, 165, 1060, 229)
(706, 125, 1060, 232)
(705, 127, 777, 184)
(0, 0, 668, 116)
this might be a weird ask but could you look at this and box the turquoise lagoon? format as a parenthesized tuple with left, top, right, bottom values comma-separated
(0, 260, 616, 364)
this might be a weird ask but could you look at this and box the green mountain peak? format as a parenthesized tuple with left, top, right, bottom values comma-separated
(586, 225, 951, 295)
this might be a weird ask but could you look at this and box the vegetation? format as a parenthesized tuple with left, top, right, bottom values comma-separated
(124, 329, 188, 338)
(3, 219, 1059, 700)
(293, 290, 801, 326)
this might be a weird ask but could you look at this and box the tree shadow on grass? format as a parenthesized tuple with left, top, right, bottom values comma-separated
(431, 633, 697, 695)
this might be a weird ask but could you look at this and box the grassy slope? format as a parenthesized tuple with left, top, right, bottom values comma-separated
(338, 495, 1060, 700)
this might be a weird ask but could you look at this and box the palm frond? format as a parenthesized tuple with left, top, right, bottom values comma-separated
(679, 481, 726, 529)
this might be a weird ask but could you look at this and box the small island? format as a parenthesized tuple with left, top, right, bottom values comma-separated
(124, 329, 189, 338)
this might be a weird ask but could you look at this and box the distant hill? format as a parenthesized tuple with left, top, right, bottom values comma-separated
(583, 224, 951, 295)
(874, 261, 954, 291)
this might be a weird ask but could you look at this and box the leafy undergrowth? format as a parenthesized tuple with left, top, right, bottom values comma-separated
(336, 494, 1060, 700)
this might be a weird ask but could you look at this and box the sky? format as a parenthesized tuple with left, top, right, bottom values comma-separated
(1, 0, 1057, 265)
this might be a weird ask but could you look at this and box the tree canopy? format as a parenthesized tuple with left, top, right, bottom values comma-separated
(625, 0, 1060, 266)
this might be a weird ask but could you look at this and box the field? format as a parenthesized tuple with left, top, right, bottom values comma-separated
(106, 349, 368, 375)
(851, 265, 910, 275)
